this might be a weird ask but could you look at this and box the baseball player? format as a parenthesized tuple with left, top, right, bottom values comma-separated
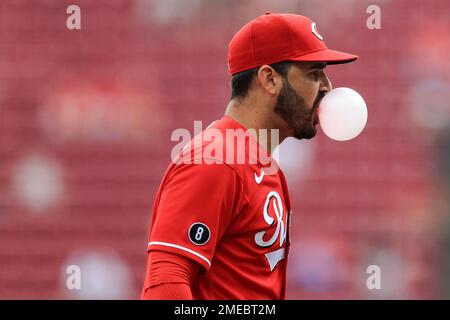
(141, 12, 357, 299)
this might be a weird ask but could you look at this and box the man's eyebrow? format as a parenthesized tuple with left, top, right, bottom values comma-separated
(309, 62, 327, 70)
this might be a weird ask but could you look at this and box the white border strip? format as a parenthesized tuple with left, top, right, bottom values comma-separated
(148, 241, 211, 267)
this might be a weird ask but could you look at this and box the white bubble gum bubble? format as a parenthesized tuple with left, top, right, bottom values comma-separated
(318, 87, 368, 141)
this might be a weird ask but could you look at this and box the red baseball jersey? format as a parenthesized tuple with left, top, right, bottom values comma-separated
(145, 116, 292, 299)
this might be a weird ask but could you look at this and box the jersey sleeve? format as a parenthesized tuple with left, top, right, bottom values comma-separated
(147, 162, 248, 272)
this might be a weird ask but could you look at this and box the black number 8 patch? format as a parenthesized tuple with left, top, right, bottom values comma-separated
(188, 222, 210, 246)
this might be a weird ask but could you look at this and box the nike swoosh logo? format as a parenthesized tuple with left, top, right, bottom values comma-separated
(255, 170, 264, 184)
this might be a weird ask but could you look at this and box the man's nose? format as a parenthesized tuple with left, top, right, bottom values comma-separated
(320, 73, 332, 93)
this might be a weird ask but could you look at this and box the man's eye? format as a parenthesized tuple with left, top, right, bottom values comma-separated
(310, 71, 320, 80)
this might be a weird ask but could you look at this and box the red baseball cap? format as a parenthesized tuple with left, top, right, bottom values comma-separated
(228, 12, 358, 75)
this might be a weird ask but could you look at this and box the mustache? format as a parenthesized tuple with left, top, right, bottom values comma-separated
(313, 91, 326, 109)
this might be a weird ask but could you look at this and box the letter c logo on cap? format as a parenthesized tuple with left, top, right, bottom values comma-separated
(311, 22, 323, 41)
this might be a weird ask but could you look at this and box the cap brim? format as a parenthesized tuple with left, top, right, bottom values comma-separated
(289, 48, 358, 65)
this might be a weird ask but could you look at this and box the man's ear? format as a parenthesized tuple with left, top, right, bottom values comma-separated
(256, 65, 283, 96)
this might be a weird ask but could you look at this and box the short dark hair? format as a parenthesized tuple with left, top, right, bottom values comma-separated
(230, 61, 293, 100)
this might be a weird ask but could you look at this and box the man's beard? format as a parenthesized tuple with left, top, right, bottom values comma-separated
(274, 80, 323, 140)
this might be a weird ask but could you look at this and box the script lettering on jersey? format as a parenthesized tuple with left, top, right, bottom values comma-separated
(254, 191, 288, 271)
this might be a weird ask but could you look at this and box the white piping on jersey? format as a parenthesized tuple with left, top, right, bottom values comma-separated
(148, 241, 211, 267)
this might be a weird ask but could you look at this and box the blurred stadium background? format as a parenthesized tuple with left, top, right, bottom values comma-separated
(0, 0, 449, 299)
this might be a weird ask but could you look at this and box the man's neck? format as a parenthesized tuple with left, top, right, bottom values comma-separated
(224, 99, 286, 154)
